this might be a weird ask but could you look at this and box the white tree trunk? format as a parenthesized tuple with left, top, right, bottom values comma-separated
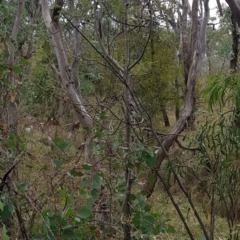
(39, 0, 93, 160)
(40, 0, 92, 128)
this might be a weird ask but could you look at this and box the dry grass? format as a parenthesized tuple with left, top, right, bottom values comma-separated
(149, 191, 230, 240)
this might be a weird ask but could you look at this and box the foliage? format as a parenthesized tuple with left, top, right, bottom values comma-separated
(204, 74, 240, 111)
(133, 29, 178, 119)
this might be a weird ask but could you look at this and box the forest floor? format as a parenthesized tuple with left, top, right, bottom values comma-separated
(12, 105, 236, 240)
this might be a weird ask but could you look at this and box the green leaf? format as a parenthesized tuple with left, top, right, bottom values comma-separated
(62, 208, 74, 219)
(62, 228, 74, 239)
(1, 224, 9, 240)
(59, 189, 66, 198)
(93, 180, 101, 190)
(0, 206, 11, 220)
(144, 204, 151, 212)
(67, 170, 84, 177)
(53, 137, 68, 149)
(93, 173, 101, 190)
(147, 173, 155, 185)
(130, 194, 136, 201)
(79, 188, 88, 198)
(6, 132, 16, 148)
(132, 213, 141, 228)
(86, 198, 93, 211)
(17, 182, 28, 192)
(12, 66, 21, 74)
(140, 190, 148, 196)
(0, 64, 7, 71)
(167, 225, 175, 233)
(91, 189, 99, 200)
(81, 178, 88, 188)
(82, 164, 91, 170)
(198, 237, 207, 240)
(54, 160, 62, 170)
(146, 153, 157, 168)
(77, 207, 91, 219)
(0, 6, 8, 15)
(143, 215, 155, 225)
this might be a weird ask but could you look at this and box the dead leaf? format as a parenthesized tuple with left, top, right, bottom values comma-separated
(9, 93, 16, 102)
(0, 124, 8, 130)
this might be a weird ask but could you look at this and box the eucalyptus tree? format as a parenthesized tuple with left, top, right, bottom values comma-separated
(145, 0, 210, 196)
(39, 0, 93, 162)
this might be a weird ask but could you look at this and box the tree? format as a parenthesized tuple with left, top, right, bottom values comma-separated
(225, 0, 240, 27)
(39, 0, 93, 161)
(144, 0, 210, 197)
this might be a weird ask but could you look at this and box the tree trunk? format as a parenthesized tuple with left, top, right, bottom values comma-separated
(144, 0, 210, 197)
(123, 1, 132, 239)
(175, 76, 180, 121)
(39, 0, 93, 161)
(160, 104, 170, 127)
(230, 14, 239, 73)
(145, 50, 200, 197)
(225, 0, 240, 27)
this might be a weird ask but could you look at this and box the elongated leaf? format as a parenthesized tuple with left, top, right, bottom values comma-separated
(1, 225, 9, 240)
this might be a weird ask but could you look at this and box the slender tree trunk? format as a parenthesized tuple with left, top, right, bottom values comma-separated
(160, 104, 170, 127)
(40, 0, 93, 161)
(123, 1, 132, 239)
(68, 0, 81, 94)
(175, 76, 180, 121)
(225, 0, 240, 27)
(230, 14, 239, 73)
